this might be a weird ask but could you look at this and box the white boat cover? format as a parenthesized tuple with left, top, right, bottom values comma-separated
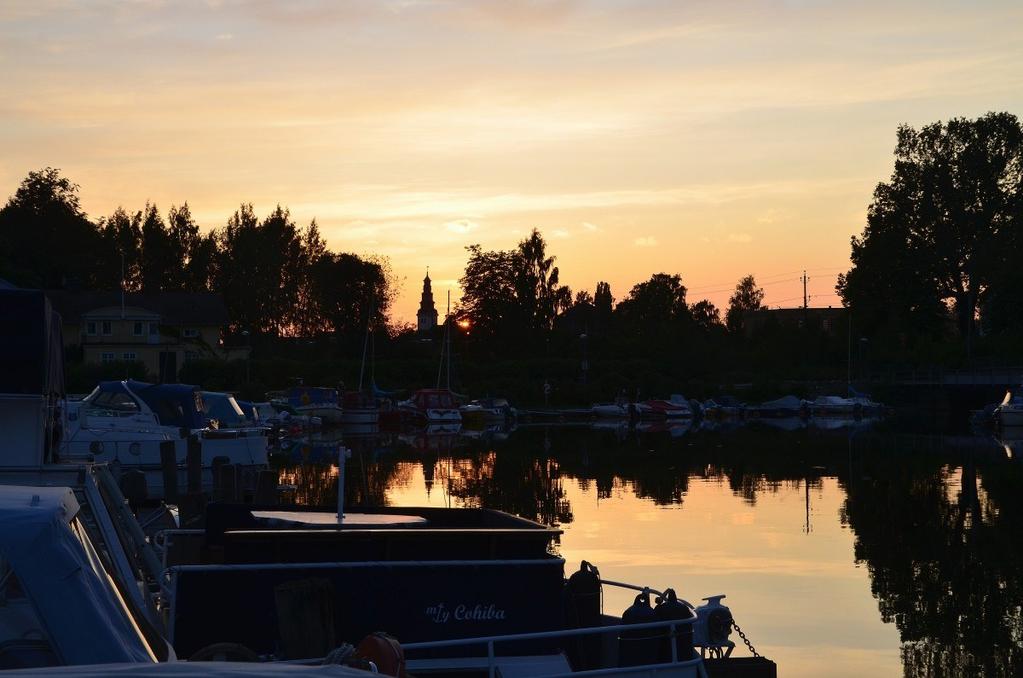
(759, 396, 803, 410)
(0, 662, 375, 676)
(0, 486, 154, 665)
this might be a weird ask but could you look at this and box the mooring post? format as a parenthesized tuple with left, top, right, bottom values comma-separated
(186, 435, 202, 495)
(159, 440, 178, 503)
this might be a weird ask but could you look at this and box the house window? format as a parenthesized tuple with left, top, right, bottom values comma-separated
(133, 321, 143, 336)
(182, 328, 199, 339)
(122, 352, 136, 361)
(101, 321, 112, 335)
(86, 321, 97, 336)
(149, 322, 159, 336)
(184, 350, 200, 362)
(101, 352, 115, 363)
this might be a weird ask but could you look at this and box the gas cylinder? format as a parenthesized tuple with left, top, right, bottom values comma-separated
(693, 595, 733, 648)
(653, 588, 695, 662)
(618, 591, 658, 667)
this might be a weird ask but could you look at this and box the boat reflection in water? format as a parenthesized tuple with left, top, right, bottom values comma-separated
(268, 415, 1023, 678)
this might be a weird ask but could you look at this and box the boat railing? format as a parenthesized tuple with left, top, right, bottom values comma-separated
(282, 617, 708, 678)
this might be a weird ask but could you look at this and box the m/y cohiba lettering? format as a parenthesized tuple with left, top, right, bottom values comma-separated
(426, 602, 507, 623)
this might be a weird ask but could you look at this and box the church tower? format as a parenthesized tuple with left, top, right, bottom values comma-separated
(417, 269, 438, 336)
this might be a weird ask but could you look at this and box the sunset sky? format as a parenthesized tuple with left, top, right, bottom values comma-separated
(2, 0, 1021, 322)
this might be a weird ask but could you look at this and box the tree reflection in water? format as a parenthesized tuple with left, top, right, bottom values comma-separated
(843, 443, 1023, 676)
(272, 422, 1023, 676)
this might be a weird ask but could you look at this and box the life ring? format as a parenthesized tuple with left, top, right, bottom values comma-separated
(354, 632, 407, 677)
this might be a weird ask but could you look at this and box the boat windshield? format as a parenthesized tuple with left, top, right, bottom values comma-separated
(81, 386, 140, 416)
(0, 558, 59, 669)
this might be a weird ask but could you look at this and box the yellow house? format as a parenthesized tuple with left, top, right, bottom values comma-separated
(46, 291, 247, 381)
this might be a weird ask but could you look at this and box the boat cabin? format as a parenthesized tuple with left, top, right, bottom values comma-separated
(163, 505, 565, 659)
(411, 389, 459, 410)
(75, 381, 208, 431)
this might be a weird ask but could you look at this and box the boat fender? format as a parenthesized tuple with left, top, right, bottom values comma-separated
(693, 595, 733, 647)
(565, 560, 602, 626)
(188, 642, 260, 662)
(618, 590, 658, 667)
(653, 588, 696, 662)
(354, 632, 407, 677)
(564, 561, 603, 670)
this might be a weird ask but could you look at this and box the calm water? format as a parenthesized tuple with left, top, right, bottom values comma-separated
(273, 419, 1023, 678)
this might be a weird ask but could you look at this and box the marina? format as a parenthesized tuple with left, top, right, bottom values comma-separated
(2, 4, 1022, 672)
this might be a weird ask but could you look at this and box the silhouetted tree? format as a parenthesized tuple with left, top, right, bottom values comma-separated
(514, 229, 572, 334)
(98, 207, 143, 292)
(215, 204, 304, 336)
(458, 244, 520, 341)
(690, 299, 723, 332)
(0, 167, 104, 288)
(726, 275, 765, 333)
(614, 274, 690, 350)
(839, 112, 1023, 342)
(167, 202, 205, 291)
(306, 252, 388, 336)
(139, 203, 179, 292)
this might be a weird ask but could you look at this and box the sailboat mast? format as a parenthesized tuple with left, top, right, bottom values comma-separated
(436, 311, 445, 390)
(358, 299, 372, 392)
(446, 290, 451, 390)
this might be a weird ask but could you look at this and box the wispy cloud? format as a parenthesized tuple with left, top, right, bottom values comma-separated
(634, 236, 658, 247)
(444, 218, 480, 234)
(728, 233, 753, 243)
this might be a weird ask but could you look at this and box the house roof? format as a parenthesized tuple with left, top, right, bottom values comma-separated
(46, 290, 228, 326)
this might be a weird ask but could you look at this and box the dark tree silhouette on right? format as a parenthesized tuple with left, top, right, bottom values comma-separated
(838, 112, 1023, 343)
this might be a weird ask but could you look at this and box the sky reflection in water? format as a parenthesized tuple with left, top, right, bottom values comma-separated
(280, 422, 1023, 677)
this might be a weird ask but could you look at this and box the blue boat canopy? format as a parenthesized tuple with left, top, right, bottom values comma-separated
(0, 485, 155, 665)
(88, 381, 207, 429)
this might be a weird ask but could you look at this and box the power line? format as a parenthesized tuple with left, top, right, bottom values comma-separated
(686, 270, 842, 294)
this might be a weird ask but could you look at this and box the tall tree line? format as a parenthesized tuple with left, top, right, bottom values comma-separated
(455, 228, 772, 360)
(0, 168, 393, 338)
(838, 112, 1023, 355)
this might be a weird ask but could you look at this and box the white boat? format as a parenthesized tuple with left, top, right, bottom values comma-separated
(805, 395, 859, 417)
(461, 397, 516, 424)
(269, 386, 344, 425)
(398, 388, 462, 423)
(750, 395, 805, 418)
(635, 395, 693, 419)
(592, 402, 630, 418)
(63, 380, 268, 495)
(995, 389, 1023, 427)
(340, 390, 379, 425)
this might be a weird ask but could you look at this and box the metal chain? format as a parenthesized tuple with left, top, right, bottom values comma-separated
(732, 620, 761, 658)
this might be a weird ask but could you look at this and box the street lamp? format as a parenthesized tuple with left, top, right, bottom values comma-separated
(579, 333, 589, 385)
(241, 330, 251, 385)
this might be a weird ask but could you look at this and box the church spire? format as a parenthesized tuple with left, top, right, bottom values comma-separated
(417, 266, 438, 336)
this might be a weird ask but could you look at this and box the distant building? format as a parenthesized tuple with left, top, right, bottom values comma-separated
(46, 291, 243, 381)
(742, 306, 847, 337)
(417, 271, 438, 336)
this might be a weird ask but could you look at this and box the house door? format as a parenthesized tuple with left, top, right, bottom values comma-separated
(159, 351, 178, 383)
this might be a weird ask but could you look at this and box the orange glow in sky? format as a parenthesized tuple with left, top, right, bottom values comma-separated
(2, 1, 1021, 321)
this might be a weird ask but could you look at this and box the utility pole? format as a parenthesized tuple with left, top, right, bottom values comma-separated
(802, 270, 808, 310)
